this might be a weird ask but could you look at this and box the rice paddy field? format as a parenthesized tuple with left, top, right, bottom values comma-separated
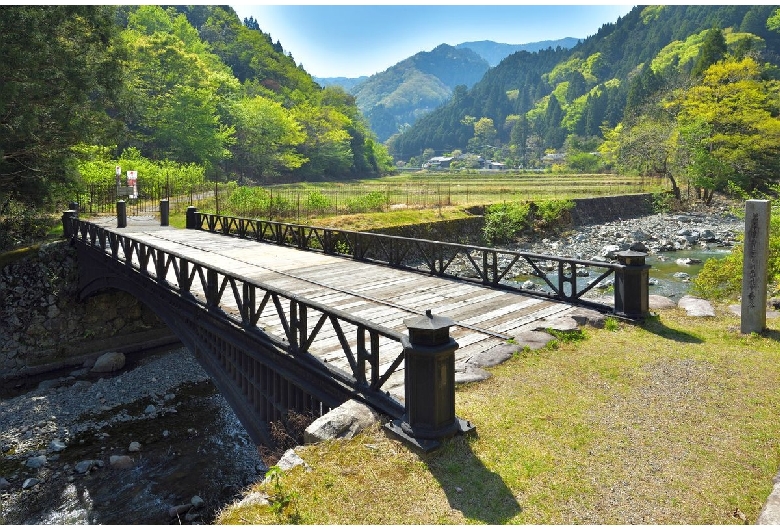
(263, 171, 667, 213)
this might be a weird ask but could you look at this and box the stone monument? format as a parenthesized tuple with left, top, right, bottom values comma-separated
(741, 200, 771, 334)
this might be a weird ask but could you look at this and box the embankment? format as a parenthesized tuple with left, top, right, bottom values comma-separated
(0, 241, 175, 383)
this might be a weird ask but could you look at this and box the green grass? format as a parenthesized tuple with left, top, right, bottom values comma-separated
(216, 307, 780, 525)
(264, 172, 666, 215)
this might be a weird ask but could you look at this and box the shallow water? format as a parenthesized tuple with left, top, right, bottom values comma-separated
(2, 374, 265, 525)
(646, 248, 731, 299)
(514, 248, 731, 302)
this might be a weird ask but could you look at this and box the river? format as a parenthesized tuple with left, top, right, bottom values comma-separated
(0, 347, 266, 525)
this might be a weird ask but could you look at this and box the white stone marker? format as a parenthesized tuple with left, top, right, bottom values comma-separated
(741, 200, 771, 334)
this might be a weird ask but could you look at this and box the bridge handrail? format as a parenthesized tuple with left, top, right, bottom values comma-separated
(67, 217, 406, 394)
(191, 211, 636, 312)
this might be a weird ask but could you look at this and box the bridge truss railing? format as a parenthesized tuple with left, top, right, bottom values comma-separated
(68, 217, 407, 413)
(189, 210, 649, 318)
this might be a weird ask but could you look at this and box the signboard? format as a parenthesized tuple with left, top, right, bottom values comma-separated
(127, 170, 138, 199)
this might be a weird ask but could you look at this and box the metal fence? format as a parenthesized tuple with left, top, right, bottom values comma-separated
(188, 211, 651, 319)
(71, 175, 664, 223)
(71, 182, 216, 217)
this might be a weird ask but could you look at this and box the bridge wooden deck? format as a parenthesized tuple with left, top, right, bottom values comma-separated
(91, 217, 578, 402)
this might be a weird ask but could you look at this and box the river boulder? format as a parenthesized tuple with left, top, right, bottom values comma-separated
(90, 351, 126, 373)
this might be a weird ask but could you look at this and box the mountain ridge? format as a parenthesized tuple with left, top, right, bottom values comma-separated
(315, 38, 579, 142)
(387, 5, 780, 168)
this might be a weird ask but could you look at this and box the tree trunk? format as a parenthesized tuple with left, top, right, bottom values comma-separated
(667, 174, 681, 200)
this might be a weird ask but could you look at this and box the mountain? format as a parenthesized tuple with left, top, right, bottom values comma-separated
(387, 5, 780, 166)
(313, 76, 368, 91)
(343, 44, 490, 142)
(316, 39, 580, 142)
(456, 38, 580, 66)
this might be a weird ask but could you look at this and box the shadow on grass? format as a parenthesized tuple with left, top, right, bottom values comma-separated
(640, 315, 704, 344)
(424, 434, 522, 524)
(761, 328, 780, 341)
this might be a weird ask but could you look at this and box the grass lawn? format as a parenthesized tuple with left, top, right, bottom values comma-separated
(216, 306, 780, 525)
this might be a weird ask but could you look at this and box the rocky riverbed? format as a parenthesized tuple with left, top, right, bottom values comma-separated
(458, 205, 744, 301)
(0, 204, 748, 524)
(0, 346, 266, 524)
(514, 205, 742, 260)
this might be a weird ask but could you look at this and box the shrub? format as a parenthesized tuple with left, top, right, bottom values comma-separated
(691, 201, 780, 300)
(534, 199, 574, 228)
(483, 202, 530, 245)
(345, 191, 386, 213)
(223, 186, 295, 219)
(306, 190, 332, 213)
(0, 200, 57, 252)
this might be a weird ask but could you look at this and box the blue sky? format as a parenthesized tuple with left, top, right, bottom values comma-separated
(230, 4, 636, 78)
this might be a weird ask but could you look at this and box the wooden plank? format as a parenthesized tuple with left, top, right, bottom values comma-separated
(91, 223, 584, 409)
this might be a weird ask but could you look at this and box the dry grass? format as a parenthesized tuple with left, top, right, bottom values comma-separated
(307, 206, 473, 232)
(216, 306, 780, 525)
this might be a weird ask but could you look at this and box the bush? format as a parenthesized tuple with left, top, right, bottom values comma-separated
(0, 200, 57, 251)
(345, 191, 386, 214)
(691, 202, 780, 300)
(483, 202, 531, 245)
(483, 199, 575, 246)
(306, 190, 333, 214)
(534, 199, 574, 228)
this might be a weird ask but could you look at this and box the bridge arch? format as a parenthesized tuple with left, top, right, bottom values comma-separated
(74, 244, 356, 447)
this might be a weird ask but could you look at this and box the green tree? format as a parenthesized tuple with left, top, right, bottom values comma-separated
(674, 57, 780, 195)
(602, 116, 681, 198)
(691, 28, 727, 77)
(121, 6, 237, 169)
(232, 96, 307, 180)
(0, 6, 124, 206)
(767, 8, 780, 32)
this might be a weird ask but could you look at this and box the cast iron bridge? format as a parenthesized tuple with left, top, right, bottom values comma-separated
(63, 211, 648, 447)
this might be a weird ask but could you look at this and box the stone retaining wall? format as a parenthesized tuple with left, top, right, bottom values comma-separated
(569, 193, 655, 226)
(0, 241, 171, 381)
(374, 193, 657, 244)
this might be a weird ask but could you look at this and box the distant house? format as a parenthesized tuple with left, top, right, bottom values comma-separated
(541, 153, 566, 164)
(485, 160, 505, 170)
(424, 156, 454, 168)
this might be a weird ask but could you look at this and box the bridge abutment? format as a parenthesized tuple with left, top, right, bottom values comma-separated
(385, 310, 475, 452)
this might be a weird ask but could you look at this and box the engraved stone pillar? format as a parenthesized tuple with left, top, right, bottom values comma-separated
(741, 200, 771, 334)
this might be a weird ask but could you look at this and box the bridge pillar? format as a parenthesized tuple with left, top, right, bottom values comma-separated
(614, 250, 650, 319)
(160, 199, 170, 226)
(385, 309, 474, 452)
(116, 200, 127, 228)
(186, 206, 198, 229)
(61, 210, 77, 239)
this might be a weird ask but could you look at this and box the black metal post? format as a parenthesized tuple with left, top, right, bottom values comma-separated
(117, 200, 127, 228)
(61, 210, 77, 238)
(68, 202, 79, 217)
(160, 199, 169, 226)
(614, 250, 650, 319)
(385, 309, 474, 452)
(186, 206, 198, 229)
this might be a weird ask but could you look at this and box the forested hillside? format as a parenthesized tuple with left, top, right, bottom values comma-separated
(456, 38, 580, 66)
(351, 44, 490, 142)
(0, 5, 393, 213)
(388, 5, 780, 200)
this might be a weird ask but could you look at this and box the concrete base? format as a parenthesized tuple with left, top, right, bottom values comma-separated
(384, 417, 475, 453)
